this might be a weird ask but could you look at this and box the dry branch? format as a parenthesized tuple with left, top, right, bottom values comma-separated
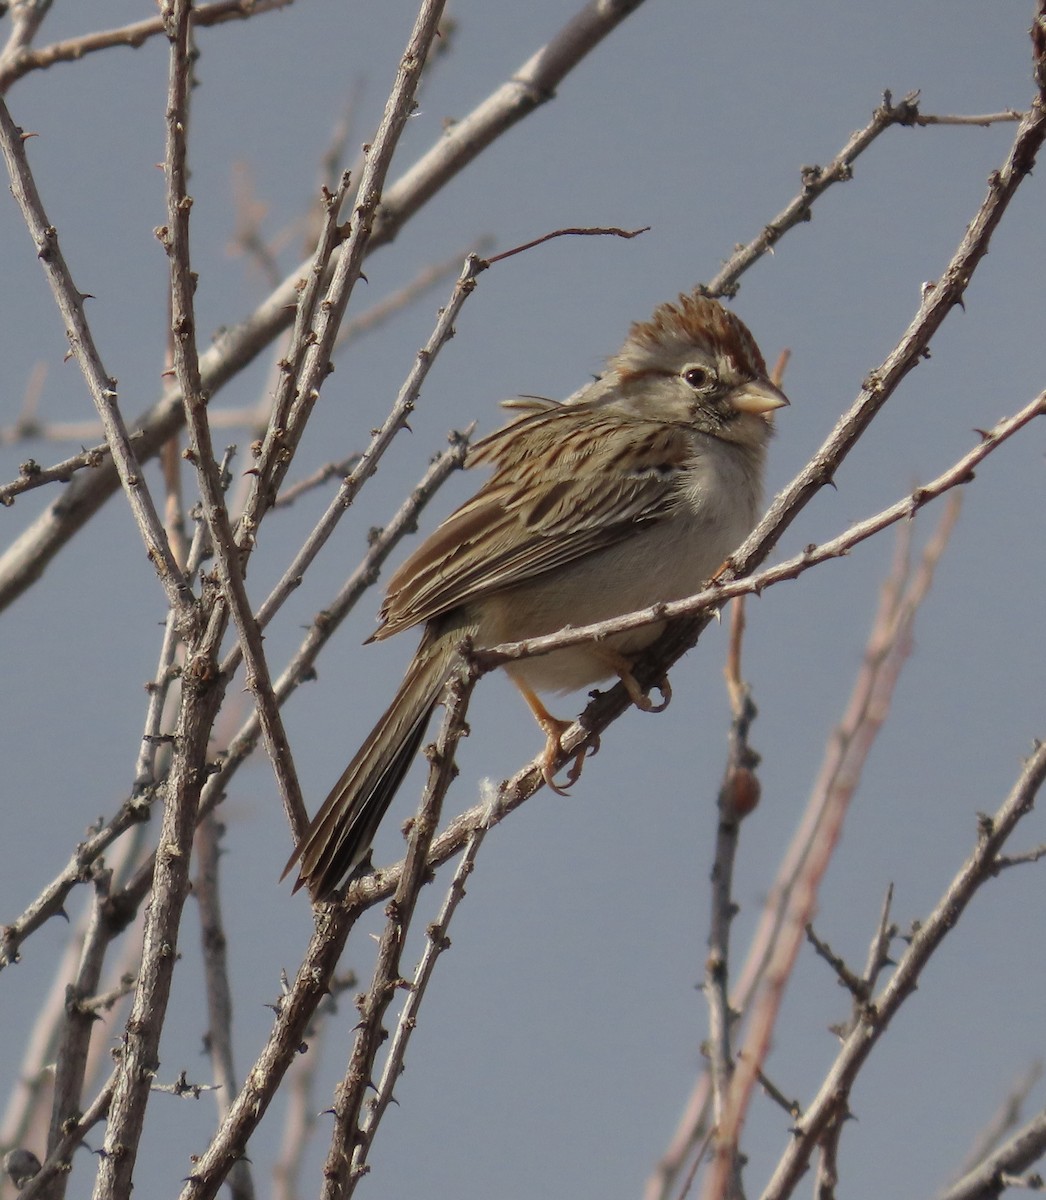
(0, 0, 652, 611)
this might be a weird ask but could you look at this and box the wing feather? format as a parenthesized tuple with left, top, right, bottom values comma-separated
(373, 403, 695, 640)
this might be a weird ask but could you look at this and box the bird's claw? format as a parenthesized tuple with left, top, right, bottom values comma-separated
(620, 669, 672, 714)
(539, 722, 599, 794)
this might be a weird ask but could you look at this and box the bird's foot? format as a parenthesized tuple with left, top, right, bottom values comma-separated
(537, 713, 592, 795)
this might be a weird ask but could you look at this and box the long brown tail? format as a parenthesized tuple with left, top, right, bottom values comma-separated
(283, 633, 452, 898)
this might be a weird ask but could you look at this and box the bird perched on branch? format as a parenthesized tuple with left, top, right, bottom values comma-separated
(285, 290, 787, 898)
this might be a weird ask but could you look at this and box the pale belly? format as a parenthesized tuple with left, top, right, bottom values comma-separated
(477, 503, 755, 694)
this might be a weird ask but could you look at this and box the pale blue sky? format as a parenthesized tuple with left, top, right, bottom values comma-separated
(1, 4, 1044, 1197)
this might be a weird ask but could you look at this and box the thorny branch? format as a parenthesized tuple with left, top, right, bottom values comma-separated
(0, 1, 292, 92)
(177, 378, 1037, 1198)
(760, 739, 1046, 1200)
(0, 243, 479, 507)
(4, 18, 976, 614)
(158, 0, 307, 839)
(940, 1105, 1046, 1200)
(476, 391, 1046, 675)
(0, 431, 469, 971)
(0, 98, 194, 622)
(322, 659, 476, 1200)
(698, 499, 962, 1200)
(1, 5, 1045, 1197)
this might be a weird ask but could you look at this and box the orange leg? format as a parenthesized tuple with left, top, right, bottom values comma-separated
(513, 680, 593, 795)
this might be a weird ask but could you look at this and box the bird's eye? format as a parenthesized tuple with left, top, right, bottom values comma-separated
(683, 365, 717, 391)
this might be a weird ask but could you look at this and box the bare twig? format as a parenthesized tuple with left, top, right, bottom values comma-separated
(705, 90, 922, 299)
(939, 1108, 1046, 1200)
(228, 161, 282, 288)
(0, 0, 53, 81)
(0, 434, 467, 970)
(234, 170, 354, 539)
(0, 360, 45, 442)
(1, 413, 107, 444)
(80, 973, 137, 1016)
(912, 108, 1024, 126)
(0, 98, 193, 622)
(269, 454, 362, 508)
(484, 223, 648, 265)
(158, 0, 307, 840)
(233, 0, 449, 557)
(0, 0, 653, 612)
(93, 604, 228, 1198)
(272, 1039, 320, 1200)
(315, 81, 366, 199)
(44, 868, 114, 1171)
(352, 778, 507, 1182)
(0, 242, 477, 507)
(131, 514, 212, 801)
(97, 28, 233, 1139)
(709, 499, 962, 1200)
(334, 240, 495, 349)
(804, 923, 869, 1002)
(761, 741, 1046, 1200)
(648, 500, 958, 1200)
(0, 834, 147, 1176)
(0, 0, 292, 91)
(702, 600, 763, 1200)
(16, 1075, 115, 1200)
(477, 392, 1045, 675)
(175, 896, 358, 1200)
(0, 914, 83, 1162)
(194, 815, 256, 1200)
(993, 845, 1046, 872)
(271, 975, 357, 1200)
(0, 443, 108, 505)
(324, 654, 476, 1199)
(955, 1064, 1045, 1182)
(858, 885, 897, 1000)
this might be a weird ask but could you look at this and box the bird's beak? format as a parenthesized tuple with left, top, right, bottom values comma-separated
(729, 379, 789, 415)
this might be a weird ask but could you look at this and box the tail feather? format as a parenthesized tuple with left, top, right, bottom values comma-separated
(284, 637, 452, 898)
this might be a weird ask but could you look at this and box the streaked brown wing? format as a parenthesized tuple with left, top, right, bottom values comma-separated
(373, 403, 694, 640)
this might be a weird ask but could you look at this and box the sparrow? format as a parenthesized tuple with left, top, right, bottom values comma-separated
(285, 291, 787, 897)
